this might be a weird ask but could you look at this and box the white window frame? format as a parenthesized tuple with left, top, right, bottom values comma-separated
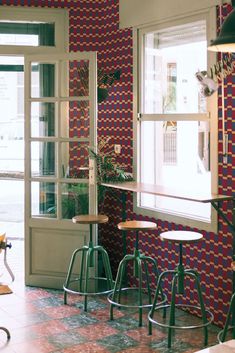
(0, 6, 68, 55)
(133, 8, 218, 232)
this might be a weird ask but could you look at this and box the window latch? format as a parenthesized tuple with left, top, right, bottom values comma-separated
(137, 113, 142, 121)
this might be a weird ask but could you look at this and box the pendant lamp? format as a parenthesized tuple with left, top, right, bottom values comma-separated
(208, 0, 235, 52)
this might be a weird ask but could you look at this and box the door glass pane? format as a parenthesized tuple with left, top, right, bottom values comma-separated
(61, 101, 90, 138)
(31, 102, 55, 137)
(66, 59, 89, 97)
(31, 63, 55, 98)
(31, 181, 56, 217)
(62, 183, 89, 219)
(143, 21, 207, 114)
(31, 141, 56, 177)
(61, 141, 89, 179)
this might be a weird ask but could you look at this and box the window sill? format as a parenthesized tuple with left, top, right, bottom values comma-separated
(133, 196, 218, 233)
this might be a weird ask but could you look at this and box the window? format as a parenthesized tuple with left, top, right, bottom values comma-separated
(134, 13, 218, 231)
(0, 6, 68, 54)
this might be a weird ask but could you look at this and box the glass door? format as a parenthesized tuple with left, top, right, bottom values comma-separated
(24, 52, 97, 288)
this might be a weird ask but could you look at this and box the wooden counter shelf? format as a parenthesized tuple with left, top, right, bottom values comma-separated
(101, 181, 233, 204)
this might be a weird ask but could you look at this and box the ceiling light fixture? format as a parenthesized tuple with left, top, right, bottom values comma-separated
(208, 0, 235, 52)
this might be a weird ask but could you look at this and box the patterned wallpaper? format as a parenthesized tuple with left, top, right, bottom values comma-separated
(0, 0, 234, 327)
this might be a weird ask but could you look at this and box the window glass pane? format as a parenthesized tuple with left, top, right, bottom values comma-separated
(141, 120, 210, 190)
(143, 21, 207, 114)
(0, 22, 55, 46)
(62, 183, 89, 219)
(140, 120, 210, 220)
(31, 102, 55, 137)
(31, 181, 56, 218)
(31, 141, 55, 177)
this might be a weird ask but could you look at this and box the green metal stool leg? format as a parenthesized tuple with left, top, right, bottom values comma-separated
(84, 248, 92, 312)
(168, 274, 178, 348)
(79, 248, 87, 292)
(99, 247, 114, 289)
(64, 247, 87, 304)
(189, 271, 208, 346)
(148, 271, 169, 335)
(117, 257, 131, 304)
(145, 255, 167, 318)
(221, 292, 235, 342)
(110, 258, 126, 320)
(137, 257, 143, 327)
(142, 258, 152, 304)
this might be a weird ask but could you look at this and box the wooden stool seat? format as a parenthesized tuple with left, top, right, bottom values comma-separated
(160, 230, 203, 243)
(72, 214, 108, 225)
(118, 220, 157, 231)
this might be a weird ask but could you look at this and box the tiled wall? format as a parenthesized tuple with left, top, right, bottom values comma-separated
(0, 0, 234, 327)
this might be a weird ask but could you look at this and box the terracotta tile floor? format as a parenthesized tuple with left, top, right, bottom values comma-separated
(0, 240, 225, 353)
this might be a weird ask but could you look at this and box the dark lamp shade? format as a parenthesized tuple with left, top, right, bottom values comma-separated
(208, 8, 235, 52)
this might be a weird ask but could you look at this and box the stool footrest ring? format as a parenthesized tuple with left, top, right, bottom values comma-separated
(108, 287, 167, 309)
(63, 276, 114, 296)
(148, 303, 214, 330)
(217, 327, 235, 343)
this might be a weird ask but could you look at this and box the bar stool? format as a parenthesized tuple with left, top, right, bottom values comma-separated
(108, 220, 166, 327)
(217, 260, 235, 342)
(148, 230, 214, 348)
(63, 214, 114, 311)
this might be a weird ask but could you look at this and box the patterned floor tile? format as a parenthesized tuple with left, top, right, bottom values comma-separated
(47, 330, 87, 350)
(76, 322, 119, 340)
(30, 320, 68, 336)
(61, 313, 98, 329)
(149, 337, 196, 353)
(41, 305, 81, 319)
(122, 345, 161, 353)
(125, 326, 166, 344)
(0, 240, 225, 353)
(61, 342, 110, 353)
(108, 315, 140, 331)
(97, 333, 138, 353)
(89, 307, 125, 321)
(31, 296, 64, 309)
(74, 298, 107, 311)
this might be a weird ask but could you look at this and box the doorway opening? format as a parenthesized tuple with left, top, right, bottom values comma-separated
(0, 55, 25, 241)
